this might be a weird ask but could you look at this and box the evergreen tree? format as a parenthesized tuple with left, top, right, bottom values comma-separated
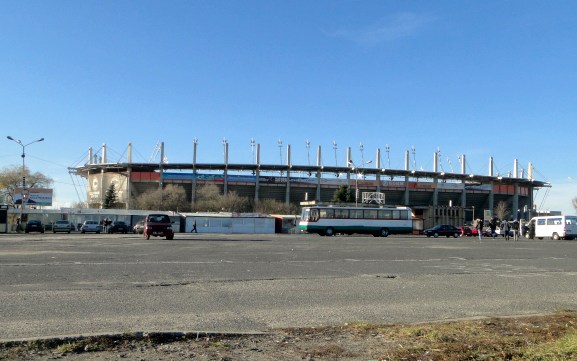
(332, 185, 353, 203)
(103, 183, 118, 209)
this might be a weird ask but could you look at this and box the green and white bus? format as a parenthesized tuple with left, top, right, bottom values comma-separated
(299, 205, 413, 237)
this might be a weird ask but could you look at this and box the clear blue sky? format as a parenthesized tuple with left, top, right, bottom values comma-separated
(1, 1, 575, 214)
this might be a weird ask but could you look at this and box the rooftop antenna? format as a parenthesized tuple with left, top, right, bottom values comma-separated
(278, 139, 283, 175)
(305, 139, 311, 166)
(385, 144, 390, 168)
(437, 147, 444, 172)
(333, 141, 338, 166)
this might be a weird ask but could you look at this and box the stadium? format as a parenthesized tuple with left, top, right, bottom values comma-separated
(69, 141, 549, 229)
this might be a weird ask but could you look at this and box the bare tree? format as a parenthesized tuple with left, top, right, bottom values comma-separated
(71, 201, 88, 209)
(494, 200, 510, 221)
(133, 184, 189, 212)
(193, 184, 250, 212)
(255, 198, 299, 215)
(0, 165, 53, 207)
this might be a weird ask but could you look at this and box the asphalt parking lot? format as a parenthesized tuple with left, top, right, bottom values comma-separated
(1, 232, 576, 342)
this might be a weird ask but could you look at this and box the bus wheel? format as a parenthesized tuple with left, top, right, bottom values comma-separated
(552, 233, 560, 240)
(380, 228, 389, 237)
(324, 227, 334, 237)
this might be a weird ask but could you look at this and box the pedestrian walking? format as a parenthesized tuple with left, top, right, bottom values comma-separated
(512, 219, 520, 241)
(191, 219, 197, 233)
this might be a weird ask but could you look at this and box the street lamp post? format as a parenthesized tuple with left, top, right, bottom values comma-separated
(6, 136, 45, 231)
(348, 159, 372, 207)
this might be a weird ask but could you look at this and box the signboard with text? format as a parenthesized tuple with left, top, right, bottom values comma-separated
(13, 188, 53, 206)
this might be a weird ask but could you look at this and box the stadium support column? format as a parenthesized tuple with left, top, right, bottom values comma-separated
(255, 143, 260, 205)
(223, 141, 228, 195)
(191, 138, 198, 210)
(375, 148, 381, 193)
(285, 144, 291, 205)
(460, 154, 466, 211)
(127, 142, 132, 210)
(159, 142, 164, 190)
(100, 144, 106, 208)
(346, 147, 352, 200)
(87, 147, 92, 207)
(404, 150, 410, 206)
(432, 151, 439, 207)
(512, 159, 519, 220)
(488, 157, 494, 213)
(316, 145, 322, 202)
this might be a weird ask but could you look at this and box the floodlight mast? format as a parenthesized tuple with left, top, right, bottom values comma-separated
(348, 159, 373, 207)
(6, 136, 45, 231)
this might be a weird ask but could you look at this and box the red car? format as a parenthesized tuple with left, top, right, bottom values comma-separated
(458, 226, 473, 237)
(143, 214, 174, 240)
(470, 228, 492, 237)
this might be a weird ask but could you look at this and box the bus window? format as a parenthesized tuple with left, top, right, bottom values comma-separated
(392, 210, 401, 219)
(350, 209, 363, 219)
(399, 210, 409, 220)
(334, 209, 349, 219)
(364, 209, 378, 219)
(310, 209, 319, 222)
(378, 209, 392, 219)
(537, 219, 546, 226)
(320, 208, 334, 219)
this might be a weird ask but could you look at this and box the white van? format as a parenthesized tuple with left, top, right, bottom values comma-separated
(528, 215, 577, 240)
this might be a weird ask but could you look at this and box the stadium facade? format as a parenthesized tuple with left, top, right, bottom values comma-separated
(70, 142, 550, 229)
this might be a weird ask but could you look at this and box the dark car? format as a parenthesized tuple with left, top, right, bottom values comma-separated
(107, 221, 129, 234)
(143, 214, 174, 240)
(132, 220, 144, 234)
(25, 220, 45, 233)
(423, 224, 461, 238)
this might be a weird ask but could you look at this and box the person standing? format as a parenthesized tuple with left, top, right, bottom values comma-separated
(490, 219, 497, 239)
(528, 220, 536, 239)
(502, 220, 511, 241)
(476, 219, 483, 240)
(512, 219, 520, 241)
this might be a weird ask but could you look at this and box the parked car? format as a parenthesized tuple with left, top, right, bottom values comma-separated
(132, 220, 144, 234)
(108, 221, 129, 234)
(458, 226, 473, 237)
(143, 214, 174, 240)
(471, 227, 492, 237)
(53, 220, 73, 233)
(25, 220, 45, 233)
(80, 220, 103, 234)
(423, 224, 461, 238)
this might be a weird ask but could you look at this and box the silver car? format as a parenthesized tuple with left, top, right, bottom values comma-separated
(80, 220, 102, 234)
(53, 220, 73, 233)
